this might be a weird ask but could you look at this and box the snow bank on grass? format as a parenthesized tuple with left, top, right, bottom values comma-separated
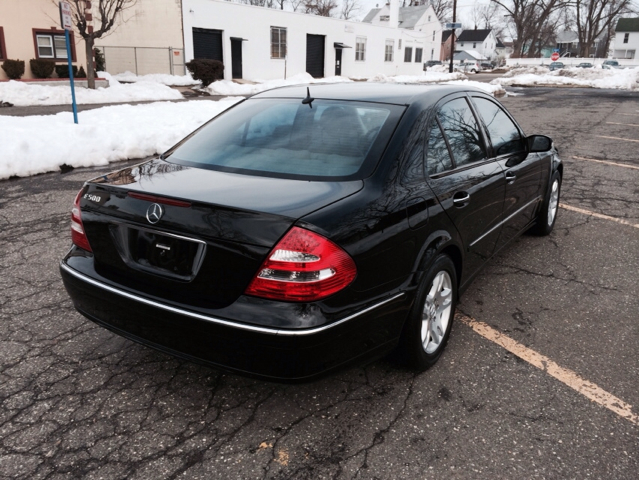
(0, 98, 242, 180)
(493, 66, 639, 90)
(367, 72, 467, 83)
(203, 72, 354, 95)
(111, 71, 198, 86)
(0, 72, 183, 107)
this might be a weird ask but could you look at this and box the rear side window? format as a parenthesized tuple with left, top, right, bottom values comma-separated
(472, 97, 525, 156)
(437, 98, 485, 167)
(167, 98, 402, 180)
(426, 119, 453, 176)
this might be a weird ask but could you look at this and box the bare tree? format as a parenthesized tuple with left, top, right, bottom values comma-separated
(273, 0, 286, 9)
(428, 0, 453, 23)
(305, 0, 339, 16)
(290, 0, 305, 10)
(574, 0, 635, 57)
(243, 0, 275, 6)
(491, 0, 570, 57)
(465, 2, 508, 39)
(63, 0, 137, 89)
(340, 0, 361, 20)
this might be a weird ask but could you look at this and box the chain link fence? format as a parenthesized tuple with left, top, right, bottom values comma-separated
(99, 46, 185, 76)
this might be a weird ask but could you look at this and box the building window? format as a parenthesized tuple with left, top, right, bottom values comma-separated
(398, 39, 402, 49)
(432, 31, 436, 41)
(404, 47, 412, 62)
(431, 48, 434, 60)
(380, 15, 389, 21)
(0, 27, 6, 60)
(415, 48, 423, 63)
(460, 43, 464, 47)
(271, 27, 287, 59)
(32, 29, 75, 62)
(624, 33, 629, 44)
(356, 36, 366, 61)
(385, 40, 394, 62)
(473, 42, 477, 48)
(428, 15, 431, 22)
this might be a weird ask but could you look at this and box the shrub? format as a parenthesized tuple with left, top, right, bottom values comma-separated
(186, 59, 224, 87)
(30, 59, 55, 78)
(1, 59, 25, 80)
(94, 48, 106, 73)
(77, 66, 87, 78)
(55, 64, 79, 78)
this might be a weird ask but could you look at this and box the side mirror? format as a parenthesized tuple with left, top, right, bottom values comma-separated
(527, 135, 553, 153)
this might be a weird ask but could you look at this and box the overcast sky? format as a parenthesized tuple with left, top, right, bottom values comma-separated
(356, 0, 494, 25)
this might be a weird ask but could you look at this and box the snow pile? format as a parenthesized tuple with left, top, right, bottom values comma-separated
(0, 98, 242, 180)
(501, 65, 554, 78)
(110, 71, 198, 86)
(203, 73, 353, 95)
(493, 66, 639, 90)
(445, 79, 507, 96)
(367, 72, 467, 83)
(0, 72, 183, 107)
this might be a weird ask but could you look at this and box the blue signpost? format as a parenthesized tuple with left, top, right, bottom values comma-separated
(59, 1, 78, 124)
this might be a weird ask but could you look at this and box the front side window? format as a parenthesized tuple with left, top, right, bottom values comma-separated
(167, 99, 403, 180)
(404, 47, 413, 62)
(385, 40, 394, 61)
(271, 27, 286, 59)
(472, 97, 525, 156)
(437, 98, 485, 167)
(415, 48, 423, 63)
(36, 33, 67, 59)
(356, 37, 366, 61)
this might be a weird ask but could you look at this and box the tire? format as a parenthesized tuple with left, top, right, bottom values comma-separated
(399, 254, 458, 371)
(531, 171, 561, 236)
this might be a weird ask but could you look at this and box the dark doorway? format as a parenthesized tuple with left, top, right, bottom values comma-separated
(306, 34, 325, 78)
(230, 37, 243, 79)
(193, 28, 223, 62)
(335, 48, 342, 76)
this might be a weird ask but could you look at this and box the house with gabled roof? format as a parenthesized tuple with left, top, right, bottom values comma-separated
(456, 28, 497, 61)
(612, 18, 639, 59)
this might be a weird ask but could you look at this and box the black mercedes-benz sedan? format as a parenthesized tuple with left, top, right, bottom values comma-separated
(60, 83, 562, 381)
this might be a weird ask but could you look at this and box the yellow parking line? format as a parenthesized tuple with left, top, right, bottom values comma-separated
(596, 135, 639, 143)
(572, 155, 639, 171)
(606, 122, 639, 127)
(560, 203, 639, 229)
(458, 314, 639, 426)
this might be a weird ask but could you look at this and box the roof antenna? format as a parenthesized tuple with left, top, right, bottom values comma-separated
(302, 87, 314, 108)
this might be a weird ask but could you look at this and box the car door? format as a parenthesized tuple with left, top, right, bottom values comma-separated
(469, 95, 543, 251)
(425, 95, 506, 284)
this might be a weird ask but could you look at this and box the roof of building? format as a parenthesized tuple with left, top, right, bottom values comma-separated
(495, 38, 505, 48)
(556, 30, 579, 43)
(457, 29, 492, 42)
(361, 5, 431, 29)
(454, 49, 487, 60)
(362, 8, 381, 23)
(616, 18, 639, 32)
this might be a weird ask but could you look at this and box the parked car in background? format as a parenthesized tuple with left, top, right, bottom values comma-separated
(424, 60, 443, 70)
(549, 62, 565, 71)
(577, 62, 593, 68)
(455, 61, 481, 73)
(60, 83, 562, 381)
(602, 60, 620, 69)
(480, 62, 494, 70)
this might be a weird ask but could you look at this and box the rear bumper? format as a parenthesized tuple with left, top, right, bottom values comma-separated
(60, 262, 409, 381)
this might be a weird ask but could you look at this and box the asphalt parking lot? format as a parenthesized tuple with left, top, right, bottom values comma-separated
(1, 87, 638, 479)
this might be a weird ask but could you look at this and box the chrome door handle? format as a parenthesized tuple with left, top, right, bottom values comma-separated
(506, 172, 517, 183)
(453, 192, 470, 206)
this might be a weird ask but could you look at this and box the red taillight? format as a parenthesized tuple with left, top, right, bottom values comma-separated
(71, 187, 92, 252)
(245, 227, 356, 302)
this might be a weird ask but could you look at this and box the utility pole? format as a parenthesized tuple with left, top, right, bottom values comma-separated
(448, 0, 457, 73)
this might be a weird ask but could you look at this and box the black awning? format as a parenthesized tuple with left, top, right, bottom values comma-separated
(333, 43, 352, 49)
(230, 37, 248, 41)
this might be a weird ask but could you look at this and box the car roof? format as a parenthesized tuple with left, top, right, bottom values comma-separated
(250, 83, 485, 106)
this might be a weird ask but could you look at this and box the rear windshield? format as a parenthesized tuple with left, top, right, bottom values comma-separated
(166, 98, 404, 180)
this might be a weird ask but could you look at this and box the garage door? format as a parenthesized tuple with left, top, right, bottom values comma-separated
(306, 34, 325, 78)
(193, 28, 223, 62)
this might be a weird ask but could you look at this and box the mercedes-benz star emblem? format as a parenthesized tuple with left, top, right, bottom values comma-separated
(146, 203, 164, 224)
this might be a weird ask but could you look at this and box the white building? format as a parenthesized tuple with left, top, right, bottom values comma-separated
(612, 18, 639, 59)
(455, 29, 497, 61)
(182, 0, 442, 80)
